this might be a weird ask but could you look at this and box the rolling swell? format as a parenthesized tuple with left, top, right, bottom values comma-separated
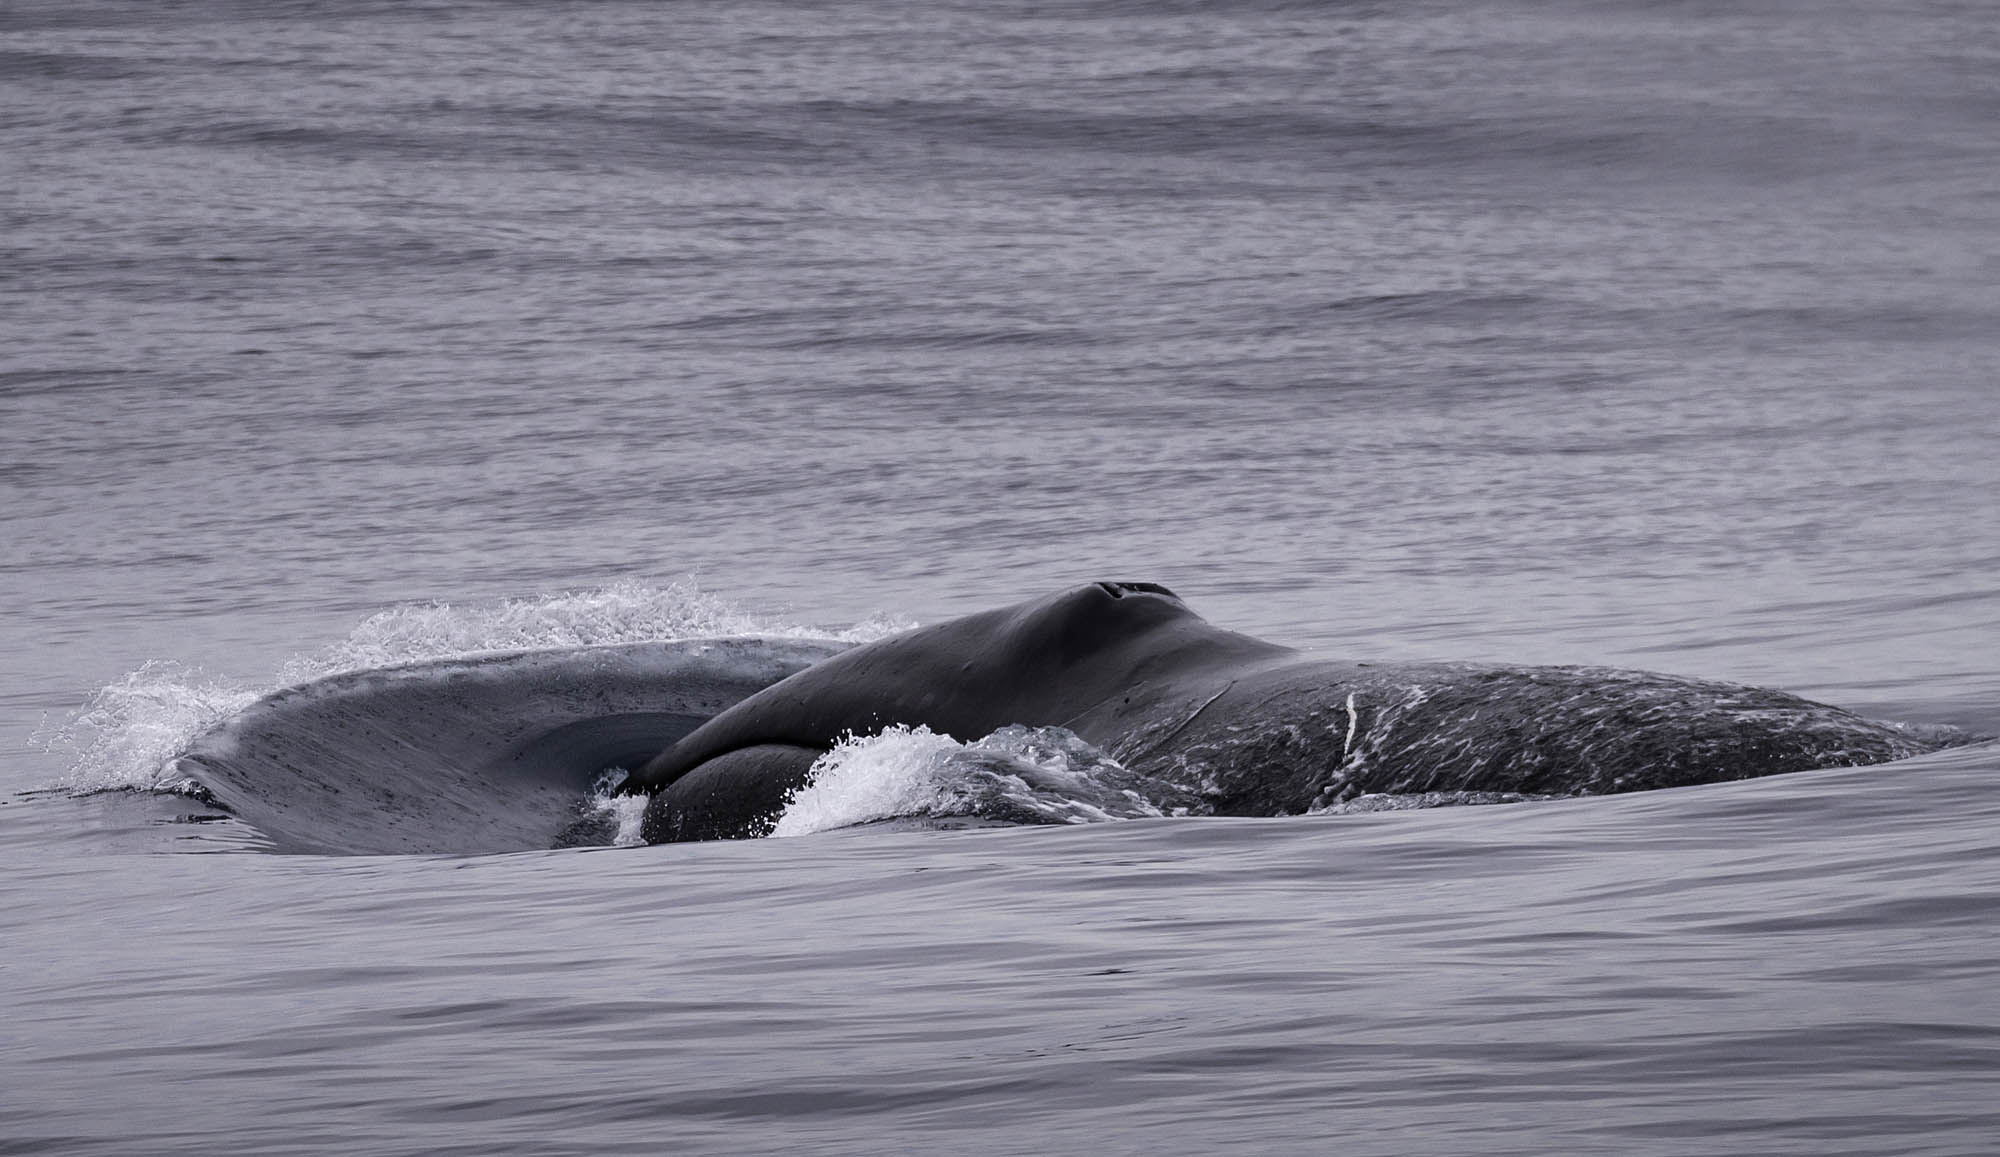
(170, 638, 847, 855)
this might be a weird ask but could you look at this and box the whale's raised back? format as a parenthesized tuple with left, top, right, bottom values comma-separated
(624, 582, 1287, 795)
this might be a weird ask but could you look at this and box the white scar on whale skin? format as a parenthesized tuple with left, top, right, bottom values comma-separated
(1343, 692, 1359, 759)
(1153, 681, 1236, 751)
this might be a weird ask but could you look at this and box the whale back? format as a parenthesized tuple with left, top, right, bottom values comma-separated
(624, 582, 1288, 793)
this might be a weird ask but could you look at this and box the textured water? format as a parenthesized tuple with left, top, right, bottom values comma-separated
(4, 0, 1997, 1152)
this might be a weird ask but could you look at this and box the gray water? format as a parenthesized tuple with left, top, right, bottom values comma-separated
(4, 1, 1997, 1152)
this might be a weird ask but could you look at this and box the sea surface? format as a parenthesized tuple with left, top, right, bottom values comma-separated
(4, 0, 1997, 1152)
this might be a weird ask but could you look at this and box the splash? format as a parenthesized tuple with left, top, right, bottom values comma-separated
(771, 724, 1195, 837)
(43, 581, 907, 797)
(555, 769, 650, 849)
(275, 578, 904, 685)
(40, 660, 258, 795)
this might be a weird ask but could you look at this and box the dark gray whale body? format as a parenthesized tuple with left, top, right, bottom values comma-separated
(626, 583, 1938, 843)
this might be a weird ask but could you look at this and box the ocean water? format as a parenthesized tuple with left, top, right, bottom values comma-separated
(4, 0, 1997, 1152)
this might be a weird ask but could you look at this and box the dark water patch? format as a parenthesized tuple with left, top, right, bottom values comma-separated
(763, 321, 1098, 353)
(1594, 1110, 2000, 1146)
(139, 118, 447, 160)
(863, 100, 1445, 160)
(0, 50, 142, 81)
(0, 367, 149, 399)
(1708, 893, 2000, 936)
(1058, 0, 1372, 15)
(1784, 959, 2000, 985)
(8, 231, 582, 299)
(1275, 289, 1558, 331)
(482, 103, 843, 169)
(1722, 300, 2000, 343)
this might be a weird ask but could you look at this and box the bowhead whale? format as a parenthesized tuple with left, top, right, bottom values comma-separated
(625, 582, 1937, 842)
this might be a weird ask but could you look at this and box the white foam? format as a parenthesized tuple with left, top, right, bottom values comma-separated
(771, 725, 971, 836)
(39, 661, 258, 795)
(275, 578, 906, 685)
(771, 724, 1171, 838)
(580, 769, 650, 847)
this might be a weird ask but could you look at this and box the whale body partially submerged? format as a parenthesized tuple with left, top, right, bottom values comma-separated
(625, 582, 1940, 843)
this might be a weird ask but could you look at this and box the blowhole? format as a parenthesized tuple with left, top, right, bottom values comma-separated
(1096, 581, 1178, 600)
